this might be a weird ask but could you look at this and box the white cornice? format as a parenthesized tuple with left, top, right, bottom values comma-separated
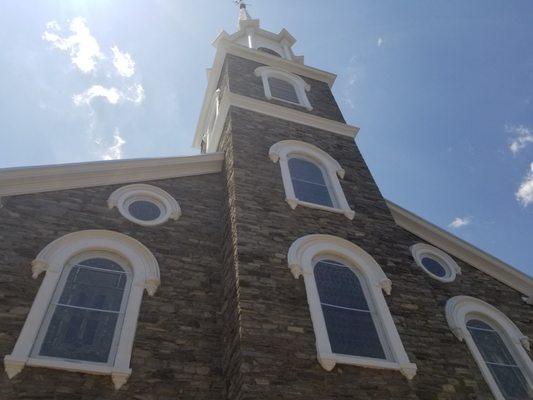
(197, 88, 359, 151)
(387, 200, 533, 299)
(0, 153, 224, 197)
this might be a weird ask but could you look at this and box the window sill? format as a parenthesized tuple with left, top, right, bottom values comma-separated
(4, 355, 131, 389)
(286, 198, 355, 220)
(317, 353, 417, 380)
(266, 95, 313, 111)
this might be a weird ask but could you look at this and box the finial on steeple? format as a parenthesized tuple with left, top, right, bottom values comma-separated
(235, 0, 252, 21)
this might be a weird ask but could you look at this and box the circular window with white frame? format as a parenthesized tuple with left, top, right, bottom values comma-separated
(410, 243, 461, 283)
(107, 184, 181, 226)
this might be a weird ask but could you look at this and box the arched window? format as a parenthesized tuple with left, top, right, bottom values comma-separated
(269, 140, 355, 219)
(288, 156, 334, 208)
(288, 234, 417, 379)
(257, 47, 282, 57)
(446, 296, 533, 399)
(34, 253, 131, 364)
(314, 258, 387, 360)
(4, 230, 160, 390)
(254, 66, 312, 110)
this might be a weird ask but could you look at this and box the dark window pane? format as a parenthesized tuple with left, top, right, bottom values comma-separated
(468, 326, 517, 365)
(258, 47, 281, 57)
(78, 257, 124, 272)
(314, 261, 369, 310)
(288, 158, 327, 185)
(488, 364, 531, 400)
(467, 319, 493, 330)
(40, 306, 119, 363)
(292, 180, 333, 207)
(322, 305, 386, 359)
(268, 77, 299, 103)
(59, 274, 125, 312)
(421, 257, 447, 277)
(128, 200, 161, 221)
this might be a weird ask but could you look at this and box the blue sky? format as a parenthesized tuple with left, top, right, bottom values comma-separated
(0, 0, 532, 275)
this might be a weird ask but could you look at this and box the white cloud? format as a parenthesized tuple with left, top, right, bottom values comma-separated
(506, 125, 533, 154)
(43, 17, 103, 73)
(73, 84, 144, 106)
(377, 37, 383, 47)
(97, 128, 126, 160)
(73, 85, 121, 105)
(516, 162, 533, 207)
(448, 216, 472, 229)
(111, 46, 135, 77)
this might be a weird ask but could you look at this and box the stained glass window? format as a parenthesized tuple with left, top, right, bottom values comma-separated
(314, 259, 386, 359)
(268, 77, 299, 104)
(36, 256, 130, 364)
(467, 319, 531, 399)
(289, 158, 334, 207)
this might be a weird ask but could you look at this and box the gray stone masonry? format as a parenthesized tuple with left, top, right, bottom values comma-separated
(0, 174, 226, 399)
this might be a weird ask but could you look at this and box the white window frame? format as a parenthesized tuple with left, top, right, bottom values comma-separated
(446, 296, 533, 400)
(4, 230, 161, 390)
(269, 140, 355, 219)
(288, 234, 417, 379)
(410, 243, 461, 282)
(254, 66, 312, 110)
(108, 184, 181, 227)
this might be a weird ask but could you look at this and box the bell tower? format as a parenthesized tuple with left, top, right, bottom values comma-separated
(193, 5, 412, 400)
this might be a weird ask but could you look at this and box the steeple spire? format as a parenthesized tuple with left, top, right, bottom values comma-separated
(236, 1, 252, 22)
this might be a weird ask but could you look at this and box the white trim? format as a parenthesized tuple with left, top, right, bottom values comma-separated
(254, 66, 312, 111)
(410, 243, 461, 283)
(0, 153, 224, 197)
(201, 88, 358, 153)
(193, 38, 341, 148)
(287, 234, 416, 379)
(445, 296, 533, 399)
(387, 200, 533, 299)
(108, 184, 181, 226)
(4, 230, 160, 390)
(269, 140, 354, 219)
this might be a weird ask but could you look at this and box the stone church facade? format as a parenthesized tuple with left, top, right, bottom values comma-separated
(1, 6, 532, 400)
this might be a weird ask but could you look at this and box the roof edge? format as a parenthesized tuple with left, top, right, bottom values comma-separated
(0, 153, 224, 197)
(386, 199, 533, 299)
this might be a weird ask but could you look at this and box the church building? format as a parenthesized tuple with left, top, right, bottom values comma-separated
(1, 5, 532, 399)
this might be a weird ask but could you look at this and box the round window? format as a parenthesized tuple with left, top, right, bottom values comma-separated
(108, 184, 181, 226)
(420, 256, 447, 278)
(127, 199, 162, 221)
(410, 243, 461, 283)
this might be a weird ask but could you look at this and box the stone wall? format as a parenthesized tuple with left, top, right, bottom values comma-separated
(0, 174, 226, 399)
(222, 54, 345, 123)
(218, 104, 533, 400)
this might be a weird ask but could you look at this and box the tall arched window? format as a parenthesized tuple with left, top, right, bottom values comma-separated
(288, 234, 416, 379)
(269, 140, 355, 219)
(4, 230, 160, 390)
(34, 253, 131, 364)
(446, 296, 533, 400)
(288, 156, 334, 208)
(314, 258, 387, 359)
